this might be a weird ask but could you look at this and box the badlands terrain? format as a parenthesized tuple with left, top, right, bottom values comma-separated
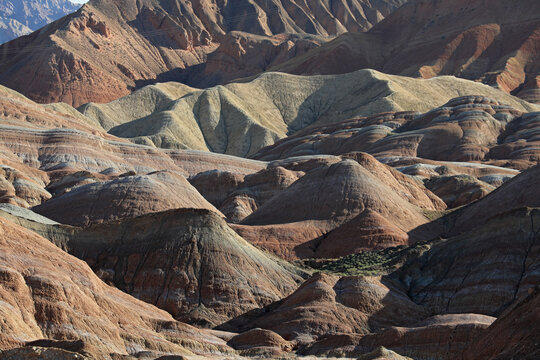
(0, 0, 539, 359)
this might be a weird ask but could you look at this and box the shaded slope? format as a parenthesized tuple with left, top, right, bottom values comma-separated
(462, 286, 540, 360)
(396, 165, 540, 316)
(81, 70, 538, 157)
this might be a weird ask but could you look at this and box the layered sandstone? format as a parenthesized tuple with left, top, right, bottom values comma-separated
(462, 286, 540, 360)
(0, 208, 305, 327)
(33, 171, 221, 226)
(397, 166, 540, 316)
(240, 156, 444, 259)
(253, 96, 538, 164)
(0, 217, 232, 358)
(220, 272, 426, 343)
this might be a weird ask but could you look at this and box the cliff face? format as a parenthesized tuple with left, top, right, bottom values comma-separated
(0, 0, 406, 106)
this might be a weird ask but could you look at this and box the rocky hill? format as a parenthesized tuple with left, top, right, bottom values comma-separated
(0, 77, 539, 358)
(0, 0, 80, 44)
(272, 0, 540, 103)
(78, 70, 537, 157)
(0, 0, 406, 106)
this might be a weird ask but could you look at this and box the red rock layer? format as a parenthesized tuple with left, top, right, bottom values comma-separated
(273, 0, 540, 103)
(253, 96, 538, 165)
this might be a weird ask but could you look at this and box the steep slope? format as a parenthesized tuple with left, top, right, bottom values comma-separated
(80, 70, 538, 157)
(462, 286, 540, 360)
(396, 165, 540, 316)
(0, 0, 80, 44)
(0, 208, 305, 327)
(0, 0, 406, 106)
(0, 216, 232, 358)
(273, 0, 540, 103)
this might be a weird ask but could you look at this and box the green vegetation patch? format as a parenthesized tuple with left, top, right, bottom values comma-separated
(301, 241, 435, 277)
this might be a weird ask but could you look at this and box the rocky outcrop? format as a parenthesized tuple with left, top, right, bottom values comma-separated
(273, 0, 540, 103)
(0, 217, 232, 358)
(0, 0, 406, 106)
(0, 0, 80, 44)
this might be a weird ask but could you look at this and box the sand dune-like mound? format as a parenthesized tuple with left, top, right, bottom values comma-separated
(239, 155, 444, 259)
(33, 171, 221, 226)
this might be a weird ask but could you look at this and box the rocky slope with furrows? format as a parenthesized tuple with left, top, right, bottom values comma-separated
(396, 165, 540, 317)
(272, 0, 540, 103)
(462, 286, 540, 360)
(0, 207, 305, 328)
(0, 0, 406, 106)
(80, 71, 538, 157)
(253, 95, 539, 165)
(0, 217, 233, 358)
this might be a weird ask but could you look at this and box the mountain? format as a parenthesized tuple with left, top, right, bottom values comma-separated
(0, 0, 81, 44)
(78, 70, 537, 157)
(0, 0, 407, 106)
(272, 0, 540, 103)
